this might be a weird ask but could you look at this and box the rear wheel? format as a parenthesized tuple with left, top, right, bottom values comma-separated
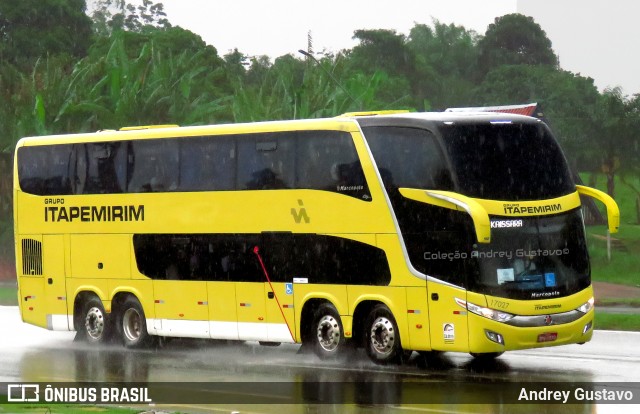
(79, 297, 111, 344)
(309, 303, 345, 359)
(119, 297, 152, 348)
(365, 304, 403, 364)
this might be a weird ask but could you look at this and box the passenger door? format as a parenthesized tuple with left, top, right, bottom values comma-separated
(264, 281, 296, 343)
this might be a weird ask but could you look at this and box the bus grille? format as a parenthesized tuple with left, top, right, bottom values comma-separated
(22, 239, 43, 275)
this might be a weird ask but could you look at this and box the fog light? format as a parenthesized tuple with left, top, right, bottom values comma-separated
(484, 329, 505, 345)
(582, 321, 593, 334)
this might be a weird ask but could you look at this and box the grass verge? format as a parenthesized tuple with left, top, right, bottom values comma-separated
(0, 284, 17, 306)
(597, 298, 640, 307)
(587, 224, 640, 287)
(595, 312, 640, 331)
(581, 173, 640, 286)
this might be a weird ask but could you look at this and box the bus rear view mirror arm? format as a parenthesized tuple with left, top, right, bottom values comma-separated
(576, 185, 620, 234)
(398, 188, 491, 244)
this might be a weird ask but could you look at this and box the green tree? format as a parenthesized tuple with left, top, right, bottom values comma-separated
(476, 14, 558, 80)
(224, 48, 249, 85)
(245, 55, 273, 89)
(408, 21, 478, 80)
(90, 0, 170, 35)
(589, 88, 632, 198)
(59, 28, 232, 129)
(0, 26, 233, 149)
(621, 93, 640, 223)
(349, 29, 414, 76)
(232, 52, 389, 122)
(346, 29, 414, 107)
(0, 0, 93, 67)
(407, 21, 479, 109)
(471, 64, 601, 170)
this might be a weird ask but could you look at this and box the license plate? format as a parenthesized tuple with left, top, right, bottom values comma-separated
(537, 332, 558, 343)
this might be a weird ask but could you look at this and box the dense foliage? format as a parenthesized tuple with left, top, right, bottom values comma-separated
(1, 1, 639, 216)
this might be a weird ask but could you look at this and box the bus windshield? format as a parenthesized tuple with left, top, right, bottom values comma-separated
(363, 121, 589, 300)
(440, 121, 575, 201)
(470, 210, 590, 299)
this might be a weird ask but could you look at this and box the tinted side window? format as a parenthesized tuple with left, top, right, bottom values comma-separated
(128, 139, 179, 192)
(362, 126, 465, 287)
(18, 145, 73, 195)
(237, 134, 294, 190)
(261, 233, 390, 285)
(133, 233, 391, 285)
(133, 234, 262, 282)
(364, 126, 453, 191)
(179, 137, 235, 191)
(297, 131, 370, 200)
(74, 142, 127, 194)
(18, 130, 371, 199)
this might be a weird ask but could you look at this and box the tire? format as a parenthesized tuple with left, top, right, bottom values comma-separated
(309, 303, 345, 359)
(364, 304, 403, 364)
(119, 297, 152, 348)
(79, 296, 111, 344)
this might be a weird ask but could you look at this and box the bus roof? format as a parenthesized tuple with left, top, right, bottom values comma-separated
(350, 110, 543, 128)
(16, 110, 543, 148)
(15, 117, 362, 147)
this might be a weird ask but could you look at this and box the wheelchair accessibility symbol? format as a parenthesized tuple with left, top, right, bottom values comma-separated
(285, 283, 293, 295)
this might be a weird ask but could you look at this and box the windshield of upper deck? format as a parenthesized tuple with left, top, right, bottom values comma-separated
(440, 121, 575, 201)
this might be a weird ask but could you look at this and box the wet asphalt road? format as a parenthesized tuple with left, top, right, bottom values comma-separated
(1, 306, 639, 413)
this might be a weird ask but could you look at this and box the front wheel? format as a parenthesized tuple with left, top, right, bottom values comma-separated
(365, 304, 403, 364)
(119, 297, 152, 348)
(309, 303, 345, 359)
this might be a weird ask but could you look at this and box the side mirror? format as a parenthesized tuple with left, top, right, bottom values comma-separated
(576, 185, 620, 233)
(399, 188, 491, 243)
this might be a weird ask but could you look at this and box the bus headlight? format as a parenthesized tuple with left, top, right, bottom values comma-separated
(577, 297, 595, 314)
(455, 298, 515, 323)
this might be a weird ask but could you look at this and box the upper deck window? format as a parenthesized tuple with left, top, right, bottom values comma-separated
(363, 126, 454, 192)
(18, 145, 73, 196)
(441, 122, 575, 201)
(17, 130, 371, 200)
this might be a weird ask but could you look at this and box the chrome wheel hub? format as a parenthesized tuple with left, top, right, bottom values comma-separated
(370, 317, 395, 355)
(316, 315, 341, 352)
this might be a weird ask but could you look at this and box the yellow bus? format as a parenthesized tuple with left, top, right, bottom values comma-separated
(14, 111, 619, 362)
